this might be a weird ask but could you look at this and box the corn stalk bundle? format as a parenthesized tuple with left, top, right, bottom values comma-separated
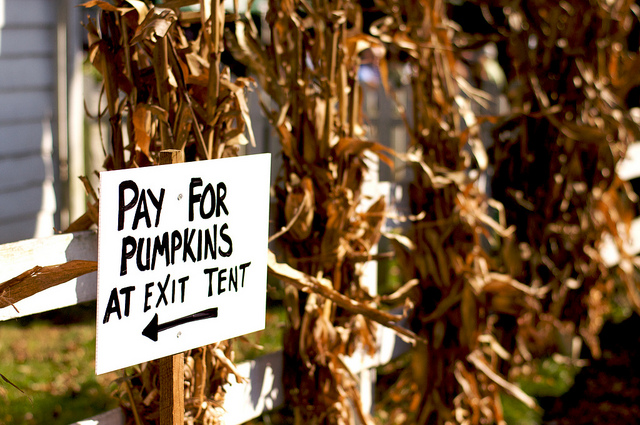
(83, 0, 256, 170)
(476, 0, 640, 383)
(366, 0, 551, 423)
(113, 343, 241, 424)
(82, 1, 257, 423)
(225, 1, 405, 423)
(375, 0, 640, 423)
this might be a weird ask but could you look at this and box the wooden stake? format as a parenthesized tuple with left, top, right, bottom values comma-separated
(158, 149, 184, 425)
(155, 37, 172, 150)
(159, 354, 184, 425)
(159, 149, 184, 166)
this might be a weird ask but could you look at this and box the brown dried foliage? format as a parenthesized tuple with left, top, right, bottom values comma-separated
(82, 0, 256, 170)
(485, 0, 640, 358)
(367, 1, 513, 422)
(374, 0, 640, 424)
(81, 0, 399, 423)
(113, 343, 238, 424)
(79, 1, 260, 423)
(227, 0, 398, 423)
(4, 0, 639, 424)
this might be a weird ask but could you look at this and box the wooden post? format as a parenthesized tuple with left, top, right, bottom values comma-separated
(158, 149, 185, 425)
(158, 354, 184, 425)
(159, 149, 184, 166)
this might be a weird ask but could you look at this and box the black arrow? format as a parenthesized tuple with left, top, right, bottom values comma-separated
(142, 307, 218, 342)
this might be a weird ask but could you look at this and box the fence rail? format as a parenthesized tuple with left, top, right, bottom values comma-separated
(0, 230, 97, 320)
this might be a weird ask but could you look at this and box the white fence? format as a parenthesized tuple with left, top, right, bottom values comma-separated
(0, 227, 410, 424)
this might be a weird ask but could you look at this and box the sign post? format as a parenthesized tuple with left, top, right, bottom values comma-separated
(95, 151, 271, 413)
(158, 149, 185, 425)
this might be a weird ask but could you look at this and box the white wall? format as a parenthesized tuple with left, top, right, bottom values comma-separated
(0, 0, 58, 243)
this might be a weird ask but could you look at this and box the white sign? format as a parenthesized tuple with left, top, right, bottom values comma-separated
(96, 154, 271, 374)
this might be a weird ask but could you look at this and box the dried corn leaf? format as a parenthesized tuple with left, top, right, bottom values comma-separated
(80, 0, 119, 12)
(0, 261, 97, 309)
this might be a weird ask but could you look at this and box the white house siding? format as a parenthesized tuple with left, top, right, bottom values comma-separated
(0, 0, 57, 243)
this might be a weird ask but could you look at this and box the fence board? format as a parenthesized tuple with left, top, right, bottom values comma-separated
(601, 217, 640, 267)
(0, 230, 98, 320)
(70, 408, 124, 425)
(221, 351, 285, 424)
(617, 142, 640, 181)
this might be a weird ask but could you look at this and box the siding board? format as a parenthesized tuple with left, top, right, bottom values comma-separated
(0, 182, 56, 221)
(0, 0, 57, 28)
(0, 56, 53, 91)
(0, 27, 55, 56)
(0, 90, 53, 124)
(0, 210, 55, 245)
(0, 120, 51, 158)
(0, 0, 58, 244)
(0, 154, 52, 192)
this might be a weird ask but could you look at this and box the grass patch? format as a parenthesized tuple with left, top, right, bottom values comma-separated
(518, 358, 575, 398)
(501, 394, 543, 425)
(0, 303, 119, 425)
(502, 357, 578, 425)
(0, 300, 287, 424)
(233, 304, 287, 363)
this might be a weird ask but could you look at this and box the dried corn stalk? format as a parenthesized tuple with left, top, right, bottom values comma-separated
(376, 0, 640, 423)
(82, 1, 258, 423)
(113, 343, 238, 424)
(479, 0, 640, 372)
(367, 0, 534, 423)
(226, 0, 396, 423)
(83, 0, 256, 170)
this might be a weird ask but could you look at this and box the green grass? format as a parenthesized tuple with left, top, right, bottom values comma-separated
(234, 305, 287, 363)
(502, 357, 578, 425)
(501, 394, 543, 425)
(518, 358, 576, 398)
(0, 304, 119, 425)
(0, 300, 287, 424)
